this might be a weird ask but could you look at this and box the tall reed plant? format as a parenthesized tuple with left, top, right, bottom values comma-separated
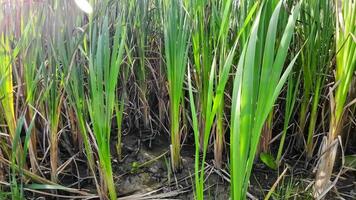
(10, 115, 35, 200)
(230, 1, 301, 199)
(188, 44, 238, 200)
(190, 0, 238, 169)
(87, 13, 126, 200)
(0, 25, 25, 164)
(315, 0, 356, 197)
(161, 0, 190, 171)
(21, 12, 46, 173)
(298, 0, 334, 158)
(0, 31, 18, 150)
(55, 13, 101, 193)
(276, 69, 301, 164)
(44, 44, 65, 183)
(40, 1, 79, 182)
(133, 0, 150, 128)
(190, 0, 215, 154)
(188, 2, 257, 198)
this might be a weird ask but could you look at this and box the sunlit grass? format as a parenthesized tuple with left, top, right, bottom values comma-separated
(86, 12, 126, 200)
(0, 32, 17, 145)
(315, 0, 356, 197)
(188, 1, 257, 198)
(189, 0, 241, 169)
(161, 0, 190, 171)
(230, 1, 301, 199)
(298, 0, 334, 158)
(0, 0, 354, 199)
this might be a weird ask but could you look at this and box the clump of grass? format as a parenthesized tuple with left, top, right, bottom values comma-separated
(315, 0, 356, 197)
(42, 6, 70, 181)
(0, 30, 18, 150)
(298, 0, 334, 158)
(270, 175, 313, 200)
(86, 12, 126, 200)
(276, 69, 301, 165)
(190, 0, 214, 154)
(133, 0, 150, 128)
(10, 115, 35, 199)
(188, 1, 257, 198)
(44, 45, 65, 183)
(161, 0, 190, 171)
(56, 11, 101, 193)
(21, 11, 46, 174)
(189, 0, 241, 169)
(230, 1, 301, 199)
(0, 22, 26, 166)
(188, 43, 238, 199)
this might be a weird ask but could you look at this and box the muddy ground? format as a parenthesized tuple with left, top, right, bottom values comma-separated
(25, 129, 355, 199)
(94, 132, 355, 199)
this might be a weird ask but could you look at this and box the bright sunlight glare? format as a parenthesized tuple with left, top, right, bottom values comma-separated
(74, 0, 93, 14)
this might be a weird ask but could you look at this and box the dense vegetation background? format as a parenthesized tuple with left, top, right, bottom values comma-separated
(0, 0, 355, 199)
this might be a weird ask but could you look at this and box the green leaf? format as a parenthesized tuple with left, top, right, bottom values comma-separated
(260, 152, 277, 170)
(345, 155, 356, 170)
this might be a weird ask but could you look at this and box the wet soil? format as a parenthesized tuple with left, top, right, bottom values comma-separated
(24, 128, 355, 199)
(113, 132, 231, 199)
(107, 131, 355, 200)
